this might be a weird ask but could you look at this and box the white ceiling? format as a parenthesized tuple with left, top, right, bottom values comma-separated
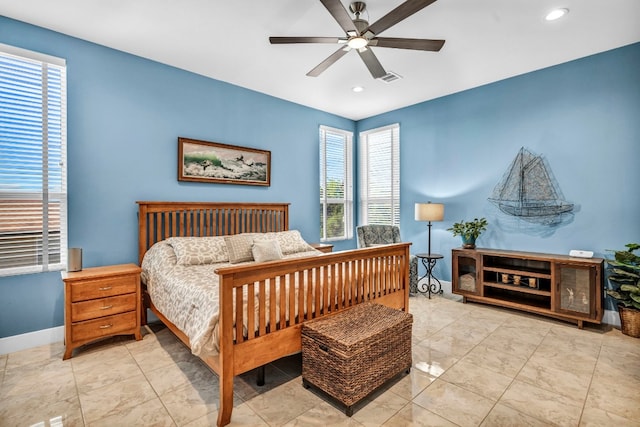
(2, 0, 639, 120)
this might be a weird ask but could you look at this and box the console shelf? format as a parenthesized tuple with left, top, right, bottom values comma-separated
(452, 248, 604, 328)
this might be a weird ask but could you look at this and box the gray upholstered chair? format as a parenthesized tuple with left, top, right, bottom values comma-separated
(356, 225, 419, 295)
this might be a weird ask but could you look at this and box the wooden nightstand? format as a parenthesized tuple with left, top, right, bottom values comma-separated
(311, 243, 334, 253)
(61, 264, 142, 359)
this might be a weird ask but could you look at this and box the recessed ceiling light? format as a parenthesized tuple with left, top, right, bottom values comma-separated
(352, 86, 364, 93)
(545, 8, 569, 21)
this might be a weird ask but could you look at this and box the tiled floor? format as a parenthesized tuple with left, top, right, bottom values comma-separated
(1, 294, 639, 426)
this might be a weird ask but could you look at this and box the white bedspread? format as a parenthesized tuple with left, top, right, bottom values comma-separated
(141, 240, 320, 357)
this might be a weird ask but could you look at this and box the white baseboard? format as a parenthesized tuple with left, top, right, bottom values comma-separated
(0, 326, 64, 355)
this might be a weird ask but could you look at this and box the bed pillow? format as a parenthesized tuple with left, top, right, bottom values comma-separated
(252, 239, 283, 263)
(254, 230, 315, 255)
(225, 234, 255, 264)
(166, 236, 229, 266)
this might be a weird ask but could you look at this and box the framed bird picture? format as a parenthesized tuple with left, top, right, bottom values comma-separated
(177, 137, 271, 186)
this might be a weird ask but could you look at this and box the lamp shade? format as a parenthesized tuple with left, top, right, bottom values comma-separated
(415, 202, 444, 222)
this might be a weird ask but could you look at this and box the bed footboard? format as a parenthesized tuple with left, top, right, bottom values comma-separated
(214, 242, 411, 426)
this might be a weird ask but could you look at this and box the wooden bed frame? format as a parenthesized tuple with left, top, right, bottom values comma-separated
(137, 201, 411, 426)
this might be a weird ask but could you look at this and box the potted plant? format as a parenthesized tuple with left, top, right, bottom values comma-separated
(447, 217, 488, 249)
(605, 243, 640, 338)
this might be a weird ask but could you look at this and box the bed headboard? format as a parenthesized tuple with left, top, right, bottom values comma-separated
(137, 201, 290, 265)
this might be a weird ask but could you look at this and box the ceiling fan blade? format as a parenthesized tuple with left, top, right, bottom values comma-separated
(367, 0, 437, 36)
(372, 37, 445, 51)
(319, 0, 359, 35)
(307, 47, 350, 77)
(269, 37, 342, 44)
(357, 48, 386, 79)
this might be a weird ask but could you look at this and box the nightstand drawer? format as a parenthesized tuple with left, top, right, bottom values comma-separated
(71, 311, 138, 342)
(70, 274, 137, 302)
(71, 293, 137, 322)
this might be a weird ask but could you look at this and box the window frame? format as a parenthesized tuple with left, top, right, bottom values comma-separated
(0, 43, 68, 277)
(358, 123, 400, 227)
(319, 125, 353, 242)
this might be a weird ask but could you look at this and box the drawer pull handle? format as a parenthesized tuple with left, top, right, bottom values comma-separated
(100, 305, 113, 310)
(99, 324, 113, 329)
(99, 286, 112, 291)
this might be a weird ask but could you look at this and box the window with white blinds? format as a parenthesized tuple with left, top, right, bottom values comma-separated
(0, 44, 67, 276)
(358, 123, 400, 226)
(319, 125, 353, 241)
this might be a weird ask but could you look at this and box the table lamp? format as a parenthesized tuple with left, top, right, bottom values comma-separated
(415, 202, 445, 255)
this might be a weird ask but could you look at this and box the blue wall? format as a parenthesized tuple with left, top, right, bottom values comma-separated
(359, 42, 640, 284)
(1, 14, 639, 338)
(0, 16, 355, 338)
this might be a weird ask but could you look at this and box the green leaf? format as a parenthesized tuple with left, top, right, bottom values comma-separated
(611, 268, 640, 278)
(621, 284, 640, 294)
(630, 293, 640, 304)
(632, 300, 640, 310)
(606, 290, 628, 301)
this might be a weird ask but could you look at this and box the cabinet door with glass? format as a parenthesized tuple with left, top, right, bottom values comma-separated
(554, 262, 602, 320)
(452, 249, 481, 296)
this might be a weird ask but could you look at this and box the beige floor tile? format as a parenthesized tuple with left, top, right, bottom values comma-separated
(128, 336, 195, 374)
(283, 399, 364, 426)
(585, 368, 640, 422)
(411, 342, 458, 378)
(579, 406, 640, 426)
(159, 380, 222, 426)
(421, 331, 477, 358)
(461, 342, 529, 378)
(387, 368, 436, 401)
(79, 372, 157, 423)
(529, 346, 598, 378)
(413, 379, 494, 427)
(146, 358, 216, 396)
(90, 397, 176, 427)
(480, 403, 550, 427)
(500, 380, 583, 426)
(73, 348, 144, 394)
(233, 361, 296, 401)
(245, 378, 324, 425)
(440, 359, 513, 401)
(351, 387, 409, 426)
(479, 330, 541, 359)
(0, 393, 84, 427)
(2, 297, 638, 427)
(160, 381, 243, 426)
(596, 343, 640, 383)
(5, 341, 65, 369)
(516, 354, 593, 403)
(1, 357, 76, 401)
(383, 403, 457, 427)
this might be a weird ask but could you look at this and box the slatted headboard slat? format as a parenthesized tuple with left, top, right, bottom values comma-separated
(137, 201, 290, 265)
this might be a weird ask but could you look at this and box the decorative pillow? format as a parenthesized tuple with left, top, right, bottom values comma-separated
(225, 234, 255, 264)
(252, 240, 283, 263)
(166, 236, 229, 266)
(254, 230, 314, 255)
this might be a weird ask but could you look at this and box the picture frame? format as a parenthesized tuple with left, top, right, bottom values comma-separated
(178, 137, 271, 186)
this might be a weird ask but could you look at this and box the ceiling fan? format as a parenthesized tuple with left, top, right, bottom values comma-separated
(269, 0, 445, 79)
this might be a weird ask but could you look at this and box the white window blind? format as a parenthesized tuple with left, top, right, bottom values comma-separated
(319, 125, 353, 241)
(0, 44, 67, 276)
(359, 123, 400, 226)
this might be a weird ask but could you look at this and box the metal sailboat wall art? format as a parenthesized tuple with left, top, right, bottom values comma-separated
(488, 147, 573, 222)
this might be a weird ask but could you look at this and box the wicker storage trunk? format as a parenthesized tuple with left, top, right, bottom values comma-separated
(301, 302, 413, 416)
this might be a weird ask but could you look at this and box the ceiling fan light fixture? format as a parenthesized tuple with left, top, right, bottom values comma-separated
(545, 8, 569, 21)
(347, 36, 368, 49)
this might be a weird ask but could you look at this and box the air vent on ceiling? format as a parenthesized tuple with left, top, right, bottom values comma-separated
(379, 71, 402, 83)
